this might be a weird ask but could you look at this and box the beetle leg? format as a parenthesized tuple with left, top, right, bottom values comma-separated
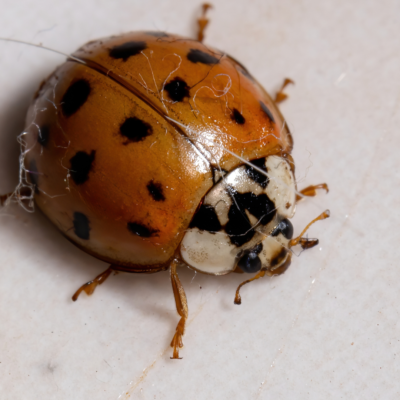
(296, 183, 329, 202)
(170, 260, 188, 359)
(72, 266, 113, 301)
(234, 270, 266, 305)
(197, 3, 212, 43)
(289, 210, 330, 248)
(274, 78, 294, 104)
(298, 238, 320, 250)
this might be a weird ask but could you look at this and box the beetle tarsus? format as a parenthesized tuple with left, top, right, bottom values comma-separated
(296, 183, 329, 202)
(197, 3, 213, 42)
(274, 78, 294, 104)
(299, 238, 319, 250)
(170, 318, 185, 359)
(72, 266, 113, 301)
(170, 260, 188, 359)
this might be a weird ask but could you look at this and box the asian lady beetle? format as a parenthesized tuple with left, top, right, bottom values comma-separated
(2, 4, 329, 359)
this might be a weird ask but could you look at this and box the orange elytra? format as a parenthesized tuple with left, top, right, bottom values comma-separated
(2, 4, 329, 359)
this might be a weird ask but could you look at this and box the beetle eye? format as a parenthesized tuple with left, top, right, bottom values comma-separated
(237, 243, 263, 273)
(271, 218, 294, 239)
(237, 252, 261, 273)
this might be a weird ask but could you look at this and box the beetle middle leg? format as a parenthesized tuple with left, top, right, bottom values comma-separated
(72, 266, 114, 301)
(274, 78, 294, 104)
(170, 259, 188, 359)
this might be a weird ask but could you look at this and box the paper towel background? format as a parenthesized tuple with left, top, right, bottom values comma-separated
(1, 0, 399, 398)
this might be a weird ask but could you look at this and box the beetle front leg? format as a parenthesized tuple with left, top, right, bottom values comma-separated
(296, 183, 329, 202)
(170, 260, 188, 359)
(72, 266, 114, 301)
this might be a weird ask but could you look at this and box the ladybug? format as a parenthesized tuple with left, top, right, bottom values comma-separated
(2, 4, 329, 359)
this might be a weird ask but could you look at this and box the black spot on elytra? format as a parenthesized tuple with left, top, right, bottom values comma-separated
(145, 31, 169, 37)
(190, 204, 222, 233)
(226, 190, 276, 246)
(69, 150, 95, 185)
(164, 77, 190, 102)
(147, 180, 165, 202)
(245, 158, 269, 188)
(109, 41, 147, 61)
(61, 79, 91, 117)
(127, 222, 158, 238)
(187, 49, 219, 65)
(28, 160, 39, 194)
(260, 101, 275, 123)
(73, 212, 90, 240)
(271, 218, 294, 239)
(120, 117, 152, 143)
(231, 108, 245, 124)
(237, 243, 263, 273)
(37, 125, 50, 147)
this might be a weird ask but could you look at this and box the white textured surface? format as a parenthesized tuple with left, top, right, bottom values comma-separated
(0, 0, 399, 399)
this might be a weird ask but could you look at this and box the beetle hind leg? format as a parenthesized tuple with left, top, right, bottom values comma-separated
(72, 266, 114, 301)
(170, 260, 188, 359)
(197, 3, 212, 42)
